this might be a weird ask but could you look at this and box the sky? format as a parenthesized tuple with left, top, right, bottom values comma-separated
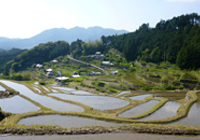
(0, 0, 200, 39)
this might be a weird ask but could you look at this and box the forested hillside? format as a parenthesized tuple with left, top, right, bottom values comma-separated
(0, 48, 25, 72)
(102, 13, 200, 69)
(65, 13, 200, 70)
(6, 41, 70, 72)
(4, 13, 200, 72)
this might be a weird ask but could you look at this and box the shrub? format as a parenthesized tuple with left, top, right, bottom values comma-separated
(129, 67, 136, 72)
(68, 77, 88, 82)
(39, 81, 46, 85)
(141, 86, 152, 91)
(10, 74, 23, 81)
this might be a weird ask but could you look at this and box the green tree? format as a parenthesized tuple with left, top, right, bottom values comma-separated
(3, 65, 9, 76)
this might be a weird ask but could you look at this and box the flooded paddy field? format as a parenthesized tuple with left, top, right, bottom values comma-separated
(71, 90, 93, 95)
(33, 87, 41, 93)
(53, 87, 75, 92)
(18, 115, 125, 128)
(140, 101, 181, 121)
(0, 80, 84, 112)
(118, 100, 159, 117)
(1, 80, 200, 136)
(129, 94, 153, 100)
(169, 93, 200, 126)
(115, 91, 131, 96)
(0, 95, 39, 113)
(53, 87, 93, 95)
(0, 85, 6, 91)
(49, 93, 129, 110)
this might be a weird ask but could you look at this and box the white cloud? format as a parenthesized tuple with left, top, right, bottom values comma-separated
(0, 0, 77, 38)
(166, 0, 200, 2)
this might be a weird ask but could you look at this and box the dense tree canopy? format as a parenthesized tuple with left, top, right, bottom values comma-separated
(6, 41, 70, 72)
(102, 13, 200, 69)
(0, 48, 25, 72)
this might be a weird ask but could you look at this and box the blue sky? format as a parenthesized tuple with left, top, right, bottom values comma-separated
(0, 0, 200, 38)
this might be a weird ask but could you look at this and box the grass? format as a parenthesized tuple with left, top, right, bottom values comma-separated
(123, 62, 200, 91)
(124, 73, 154, 88)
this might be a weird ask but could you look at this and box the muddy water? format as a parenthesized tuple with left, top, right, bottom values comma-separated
(0, 80, 84, 112)
(169, 94, 200, 126)
(0, 95, 39, 113)
(140, 101, 181, 121)
(118, 100, 159, 117)
(18, 115, 124, 128)
(49, 93, 129, 110)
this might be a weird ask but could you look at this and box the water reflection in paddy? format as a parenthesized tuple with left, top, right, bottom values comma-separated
(53, 87, 75, 92)
(118, 100, 159, 117)
(0, 80, 84, 112)
(33, 87, 41, 93)
(140, 101, 181, 121)
(18, 115, 125, 128)
(49, 93, 129, 110)
(169, 94, 200, 126)
(53, 87, 93, 95)
(129, 94, 152, 100)
(0, 85, 5, 91)
(71, 90, 93, 95)
(116, 91, 131, 96)
(0, 96, 39, 113)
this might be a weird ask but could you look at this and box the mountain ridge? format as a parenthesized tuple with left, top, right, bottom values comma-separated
(0, 26, 128, 50)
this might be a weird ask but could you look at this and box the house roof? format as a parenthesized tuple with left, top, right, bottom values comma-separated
(95, 52, 101, 55)
(36, 64, 43, 68)
(51, 60, 58, 63)
(46, 69, 53, 72)
(71, 75, 80, 78)
(55, 76, 69, 81)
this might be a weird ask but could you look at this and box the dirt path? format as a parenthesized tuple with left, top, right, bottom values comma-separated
(67, 55, 109, 75)
(2, 133, 200, 140)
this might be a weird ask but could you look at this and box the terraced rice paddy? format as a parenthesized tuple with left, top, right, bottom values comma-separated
(0, 80, 199, 130)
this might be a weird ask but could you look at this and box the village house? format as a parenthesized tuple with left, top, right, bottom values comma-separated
(89, 71, 102, 76)
(55, 76, 69, 83)
(51, 59, 59, 64)
(88, 52, 106, 59)
(111, 70, 119, 75)
(46, 69, 54, 78)
(101, 61, 114, 66)
(71, 71, 80, 78)
(35, 64, 44, 70)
